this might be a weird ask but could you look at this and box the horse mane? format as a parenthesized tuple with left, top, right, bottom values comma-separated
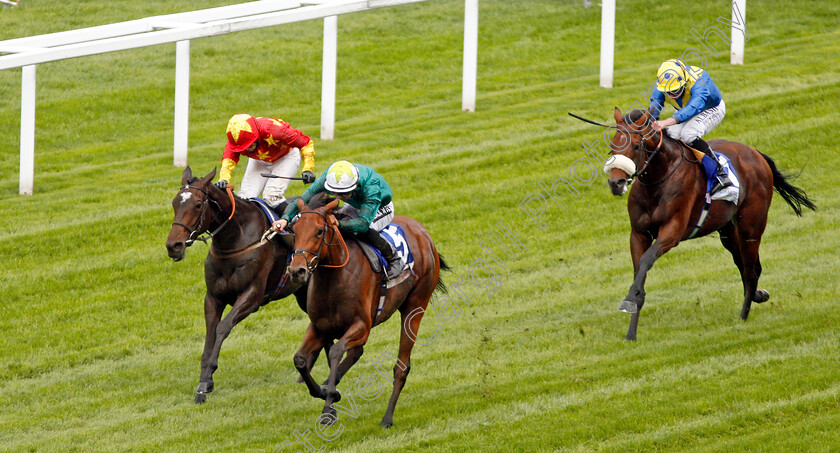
(306, 191, 334, 209)
(623, 109, 648, 125)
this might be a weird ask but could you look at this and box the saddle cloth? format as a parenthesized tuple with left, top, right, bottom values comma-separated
(357, 224, 414, 288)
(702, 152, 741, 204)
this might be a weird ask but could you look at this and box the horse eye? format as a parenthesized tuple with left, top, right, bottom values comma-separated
(194, 202, 203, 209)
(316, 229, 324, 237)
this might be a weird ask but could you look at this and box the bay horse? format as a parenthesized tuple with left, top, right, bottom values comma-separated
(165, 167, 307, 403)
(604, 108, 815, 341)
(286, 197, 448, 428)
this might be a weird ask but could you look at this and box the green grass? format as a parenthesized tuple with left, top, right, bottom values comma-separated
(2, 0, 839, 451)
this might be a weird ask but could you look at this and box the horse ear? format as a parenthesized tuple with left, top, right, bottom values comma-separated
(203, 167, 217, 184)
(325, 198, 340, 213)
(181, 166, 193, 185)
(296, 197, 307, 211)
(614, 107, 623, 124)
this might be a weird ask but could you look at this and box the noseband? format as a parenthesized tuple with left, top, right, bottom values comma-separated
(291, 210, 350, 272)
(171, 184, 236, 247)
(616, 125, 665, 185)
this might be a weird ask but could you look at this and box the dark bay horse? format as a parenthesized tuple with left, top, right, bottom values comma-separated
(165, 167, 306, 403)
(604, 108, 815, 341)
(287, 197, 448, 428)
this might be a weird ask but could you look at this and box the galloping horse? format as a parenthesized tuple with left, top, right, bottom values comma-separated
(603, 108, 815, 341)
(287, 197, 448, 428)
(165, 167, 306, 403)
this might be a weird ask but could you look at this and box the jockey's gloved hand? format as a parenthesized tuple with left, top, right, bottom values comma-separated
(301, 171, 316, 184)
(214, 180, 228, 190)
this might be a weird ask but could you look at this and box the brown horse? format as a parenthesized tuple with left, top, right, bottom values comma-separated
(604, 108, 815, 341)
(286, 197, 448, 428)
(165, 167, 307, 403)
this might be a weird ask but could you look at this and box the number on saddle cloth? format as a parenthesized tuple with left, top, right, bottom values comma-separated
(357, 224, 414, 274)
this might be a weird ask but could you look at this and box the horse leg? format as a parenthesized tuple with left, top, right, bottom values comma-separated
(321, 345, 363, 388)
(195, 294, 223, 403)
(719, 222, 744, 278)
(380, 301, 426, 428)
(623, 221, 686, 341)
(294, 325, 329, 400)
(621, 230, 652, 341)
(736, 200, 770, 320)
(321, 321, 370, 425)
(738, 238, 765, 320)
(298, 340, 332, 385)
(196, 287, 263, 403)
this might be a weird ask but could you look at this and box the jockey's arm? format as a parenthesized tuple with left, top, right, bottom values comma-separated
(299, 139, 315, 174)
(339, 182, 382, 234)
(219, 154, 240, 182)
(648, 89, 666, 119)
(278, 174, 326, 224)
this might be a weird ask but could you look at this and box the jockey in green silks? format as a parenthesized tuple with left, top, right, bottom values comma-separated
(273, 160, 404, 280)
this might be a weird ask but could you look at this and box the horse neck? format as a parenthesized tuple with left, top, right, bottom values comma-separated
(321, 225, 349, 266)
(207, 193, 263, 246)
(637, 136, 684, 183)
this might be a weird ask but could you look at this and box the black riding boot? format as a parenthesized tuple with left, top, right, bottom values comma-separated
(690, 138, 733, 192)
(362, 228, 404, 280)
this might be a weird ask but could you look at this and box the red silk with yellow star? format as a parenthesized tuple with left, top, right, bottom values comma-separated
(222, 117, 311, 164)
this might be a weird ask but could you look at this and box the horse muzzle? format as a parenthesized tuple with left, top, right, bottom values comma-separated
(608, 177, 629, 196)
(166, 241, 186, 261)
(286, 263, 311, 284)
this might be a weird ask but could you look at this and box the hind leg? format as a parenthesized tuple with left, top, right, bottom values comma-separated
(380, 298, 430, 428)
(735, 198, 771, 320)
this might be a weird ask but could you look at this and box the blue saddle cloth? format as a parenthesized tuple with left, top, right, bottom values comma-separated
(700, 151, 737, 194)
(366, 224, 414, 273)
(248, 197, 280, 224)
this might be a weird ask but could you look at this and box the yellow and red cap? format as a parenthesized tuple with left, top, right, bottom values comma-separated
(225, 114, 259, 153)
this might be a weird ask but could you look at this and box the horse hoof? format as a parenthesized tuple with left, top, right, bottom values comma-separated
(753, 289, 770, 303)
(618, 300, 638, 314)
(319, 410, 338, 426)
(194, 393, 207, 404)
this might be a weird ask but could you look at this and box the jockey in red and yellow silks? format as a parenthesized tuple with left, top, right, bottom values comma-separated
(217, 113, 316, 205)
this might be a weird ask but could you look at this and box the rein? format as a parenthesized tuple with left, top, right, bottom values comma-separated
(569, 112, 683, 187)
(291, 210, 350, 272)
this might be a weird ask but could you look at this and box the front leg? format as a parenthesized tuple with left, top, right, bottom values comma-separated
(195, 285, 264, 403)
(320, 320, 371, 425)
(619, 229, 653, 311)
(621, 219, 686, 341)
(195, 293, 223, 403)
(294, 325, 329, 400)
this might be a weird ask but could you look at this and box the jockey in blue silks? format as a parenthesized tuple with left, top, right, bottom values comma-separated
(649, 59, 733, 192)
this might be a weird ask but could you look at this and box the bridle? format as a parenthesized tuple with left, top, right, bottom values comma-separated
(568, 112, 682, 187)
(290, 210, 350, 273)
(171, 184, 236, 247)
(613, 124, 672, 186)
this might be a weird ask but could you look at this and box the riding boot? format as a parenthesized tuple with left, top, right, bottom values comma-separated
(690, 138, 733, 192)
(362, 228, 404, 280)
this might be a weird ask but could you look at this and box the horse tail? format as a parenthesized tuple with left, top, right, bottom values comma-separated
(435, 254, 452, 293)
(759, 152, 816, 216)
